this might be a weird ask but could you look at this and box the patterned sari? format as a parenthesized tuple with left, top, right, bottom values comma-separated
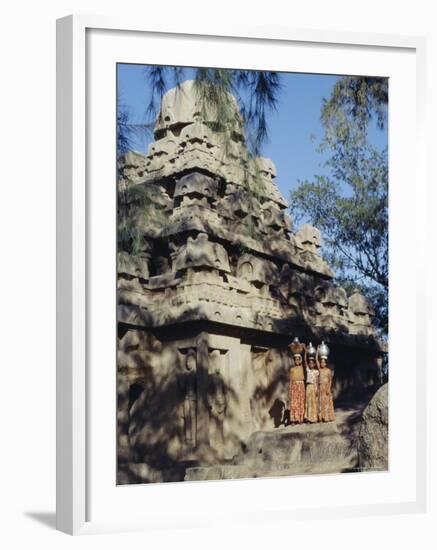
(319, 368, 335, 422)
(289, 365, 305, 423)
(304, 367, 319, 423)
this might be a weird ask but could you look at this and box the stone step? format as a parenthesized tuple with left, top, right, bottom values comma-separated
(232, 423, 343, 464)
(185, 411, 360, 481)
(185, 459, 359, 482)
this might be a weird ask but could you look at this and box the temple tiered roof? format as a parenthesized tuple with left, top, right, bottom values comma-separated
(117, 80, 379, 347)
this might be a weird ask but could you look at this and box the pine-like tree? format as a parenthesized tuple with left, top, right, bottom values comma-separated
(290, 77, 388, 335)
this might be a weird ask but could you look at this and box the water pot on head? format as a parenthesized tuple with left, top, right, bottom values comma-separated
(319, 341, 330, 359)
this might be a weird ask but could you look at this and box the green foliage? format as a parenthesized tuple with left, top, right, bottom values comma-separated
(321, 77, 388, 140)
(117, 214, 143, 256)
(117, 101, 154, 158)
(291, 76, 388, 335)
(118, 184, 169, 255)
(145, 66, 281, 156)
(145, 67, 281, 213)
(117, 105, 132, 156)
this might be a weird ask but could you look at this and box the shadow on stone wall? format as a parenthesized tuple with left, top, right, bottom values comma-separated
(117, 307, 384, 484)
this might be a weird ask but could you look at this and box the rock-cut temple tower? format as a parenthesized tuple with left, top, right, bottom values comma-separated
(116, 80, 384, 483)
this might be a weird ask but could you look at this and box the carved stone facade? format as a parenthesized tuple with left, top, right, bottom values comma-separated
(117, 81, 384, 483)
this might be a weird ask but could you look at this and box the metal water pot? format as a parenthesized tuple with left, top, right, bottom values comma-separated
(307, 342, 316, 357)
(319, 341, 330, 358)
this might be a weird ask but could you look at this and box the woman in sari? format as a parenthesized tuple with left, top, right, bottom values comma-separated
(304, 343, 319, 423)
(288, 338, 305, 423)
(317, 342, 335, 422)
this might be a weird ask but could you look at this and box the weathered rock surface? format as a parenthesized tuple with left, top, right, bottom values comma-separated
(185, 408, 361, 481)
(357, 383, 388, 471)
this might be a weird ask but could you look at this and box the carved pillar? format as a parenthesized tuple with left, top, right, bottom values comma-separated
(240, 343, 255, 436)
(208, 349, 228, 460)
(195, 331, 210, 449)
(180, 348, 197, 448)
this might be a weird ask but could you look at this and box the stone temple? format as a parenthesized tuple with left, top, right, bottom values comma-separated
(116, 80, 385, 483)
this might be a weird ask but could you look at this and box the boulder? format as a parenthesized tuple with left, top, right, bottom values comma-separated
(357, 383, 388, 471)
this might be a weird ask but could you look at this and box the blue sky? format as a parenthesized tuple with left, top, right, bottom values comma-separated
(117, 64, 387, 200)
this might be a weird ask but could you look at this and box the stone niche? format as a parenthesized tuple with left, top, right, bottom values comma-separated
(174, 172, 218, 204)
(116, 80, 386, 484)
(173, 233, 231, 273)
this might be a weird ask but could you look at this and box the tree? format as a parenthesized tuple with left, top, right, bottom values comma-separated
(117, 101, 153, 158)
(290, 77, 388, 335)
